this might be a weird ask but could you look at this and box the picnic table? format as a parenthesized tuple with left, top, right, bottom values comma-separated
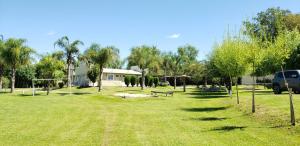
(151, 91, 174, 97)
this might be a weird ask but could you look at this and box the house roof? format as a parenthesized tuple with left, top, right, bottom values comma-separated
(103, 68, 141, 75)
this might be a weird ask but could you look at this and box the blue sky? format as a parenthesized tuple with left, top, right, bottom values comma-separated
(1, 0, 300, 61)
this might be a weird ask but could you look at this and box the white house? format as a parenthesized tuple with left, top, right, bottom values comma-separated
(73, 62, 141, 87)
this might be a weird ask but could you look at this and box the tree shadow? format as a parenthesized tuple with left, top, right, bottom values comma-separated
(191, 117, 228, 121)
(210, 126, 247, 132)
(56, 92, 92, 96)
(189, 95, 228, 99)
(182, 106, 229, 112)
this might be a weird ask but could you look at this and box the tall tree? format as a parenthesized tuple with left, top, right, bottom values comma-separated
(169, 45, 198, 90)
(128, 45, 160, 90)
(88, 44, 119, 92)
(243, 7, 290, 42)
(54, 36, 83, 87)
(0, 37, 5, 91)
(1, 38, 34, 93)
(36, 55, 65, 95)
(161, 52, 172, 82)
(212, 36, 248, 103)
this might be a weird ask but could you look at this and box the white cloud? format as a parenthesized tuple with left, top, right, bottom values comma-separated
(47, 31, 57, 36)
(167, 33, 181, 39)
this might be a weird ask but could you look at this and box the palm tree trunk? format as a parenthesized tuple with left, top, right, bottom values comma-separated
(183, 78, 186, 92)
(141, 69, 145, 90)
(11, 67, 16, 93)
(98, 66, 103, 92)
(67, 63, 71, 87)
(236, 79, 239, 104)
(252, 63, 255, 113)
(174, 76, 177, 89)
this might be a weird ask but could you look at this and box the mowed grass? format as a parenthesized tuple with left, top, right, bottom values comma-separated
(0, 86, 300, 145)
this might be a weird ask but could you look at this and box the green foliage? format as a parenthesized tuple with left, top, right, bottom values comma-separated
(211, 35, 248, 81)
(85, 44, 119, 91)
(36, 54, 65, 80)
(128, 45, 160, 89)
(153, 77, 159, 87)
(54, 36, 83, 86)
(130, 76, 136, 87)
(145, 75, 151, 87)
(261, 30, 300, 72)
(148, 77, 153, 87)
(87, 66, 99, 84)
(124, 76, 130, 87)
(284, 13, 300, 32)
(15, 65, 36, 88)
(58, 82, 64, 88)
(2, 77, 9, 88)
(243, 7, 290, 42)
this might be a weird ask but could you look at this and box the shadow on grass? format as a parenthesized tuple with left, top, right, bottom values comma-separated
(182, 106, 229, 112)
(210, 126, 247, 132)
(56, 92, 92, 96)
(191, 117, 228, 121)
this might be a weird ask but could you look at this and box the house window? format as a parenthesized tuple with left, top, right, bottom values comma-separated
(108, 74, 114, 80)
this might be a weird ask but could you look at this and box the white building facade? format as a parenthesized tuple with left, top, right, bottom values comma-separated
(74, 62, 141, 87)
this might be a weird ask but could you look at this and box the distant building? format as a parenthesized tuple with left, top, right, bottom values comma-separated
(73, 62, 141, 87)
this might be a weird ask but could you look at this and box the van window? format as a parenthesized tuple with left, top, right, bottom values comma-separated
(286, 71, 299, 78)
(276, 72, 283, 78)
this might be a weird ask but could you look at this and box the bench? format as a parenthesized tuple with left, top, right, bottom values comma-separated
(151, 91, 174, 97)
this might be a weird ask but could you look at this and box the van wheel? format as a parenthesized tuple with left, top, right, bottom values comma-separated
(273, 85, 282, 94)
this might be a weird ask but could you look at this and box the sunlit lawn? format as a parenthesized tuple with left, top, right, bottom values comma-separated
(0, 86, 300, 145)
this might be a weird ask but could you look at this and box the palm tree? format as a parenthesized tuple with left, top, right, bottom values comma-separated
(88, 44, 119, 92)
(128, 45, 160, 90)
(170, 45, 198, 90)
(54, 36, 83, 87)
(1, 38, 34, 93)
(0, 37, 5, 91)
(161, 52, 172, 82)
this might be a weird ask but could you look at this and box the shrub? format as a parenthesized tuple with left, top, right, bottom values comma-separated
(148, 77, 153, 87)
(124, 76, 130, 87)
(139, 77, 142, 86)
(87, 67, 99, 86)
(145, 75, 150, 87)
(153, 77, 159, 87)
(58, 82, 64, 88)
(160, 81, 169, 87)
(130, 76, 136, 87)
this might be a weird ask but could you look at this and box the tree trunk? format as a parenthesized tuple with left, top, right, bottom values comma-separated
(67, 63, 71, 87)
(229, 76, 232, 97)
(236, 79, 239, 104)
(252, 63, 255, 113)
(174, 76, 177, 89)
(164, 68, 167, 82)
(183, 78, 186, 92)
(204, 77, 207, 87)
(11, 67, 16, 93)
(47, 80, 50, 95)
(141, 69, 145, 90)
(281, 66, 295, 126)
(98, 66, 103, 92)
(0, 76, 2, 92)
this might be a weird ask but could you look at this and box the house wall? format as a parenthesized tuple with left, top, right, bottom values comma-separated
(74, 62, 140, 87)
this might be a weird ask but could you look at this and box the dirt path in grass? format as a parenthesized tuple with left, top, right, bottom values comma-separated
(101, 111, 117, 146)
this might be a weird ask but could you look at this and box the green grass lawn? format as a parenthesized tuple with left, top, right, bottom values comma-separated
(0, 86, 300, 145)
